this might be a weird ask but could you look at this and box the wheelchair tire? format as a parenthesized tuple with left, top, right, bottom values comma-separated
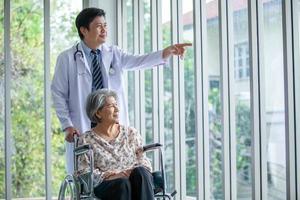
(58, 174, 81, 200)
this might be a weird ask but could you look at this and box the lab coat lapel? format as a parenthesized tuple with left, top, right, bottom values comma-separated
(101, 44, 113, 75)
(77, 43, 92, 75)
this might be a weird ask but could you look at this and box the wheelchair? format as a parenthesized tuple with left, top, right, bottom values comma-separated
(58, 138, 177, 200)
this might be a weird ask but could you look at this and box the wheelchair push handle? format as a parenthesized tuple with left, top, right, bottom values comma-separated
(143, 143, 162, 152)
(74, 144, 92, 155)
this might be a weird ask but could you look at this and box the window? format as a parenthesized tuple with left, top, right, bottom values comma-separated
(234, 42, 250, 80)
(262, 1, 286, 198)
(144, 0, 154, 162)
(206, 0, 224, 198)
(182, 0, 196, 197)
(162, 0, 175, 193)
(50, 0, 82, 196)
(126, 0, 135, 126)
(120, 0, 297, 199)
(10, 1, 45, 197)
(232, 3, 252, 199)
(1, 0, 298, 199)
(0, 0, 4, 197)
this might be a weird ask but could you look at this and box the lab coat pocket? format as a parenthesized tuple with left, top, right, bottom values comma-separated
(77, 65, 91, 86)
(109, 67, 123, 90)
(77, 67, 89, 76)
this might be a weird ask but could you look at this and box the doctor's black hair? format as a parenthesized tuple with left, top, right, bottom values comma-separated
(75, 7, 106, 40)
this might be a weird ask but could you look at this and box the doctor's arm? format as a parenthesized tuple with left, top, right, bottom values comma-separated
(116, 43, 192, 70)
(51, 54, 79, 141)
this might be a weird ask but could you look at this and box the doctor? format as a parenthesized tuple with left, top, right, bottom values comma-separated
(51, 7, 191, 173)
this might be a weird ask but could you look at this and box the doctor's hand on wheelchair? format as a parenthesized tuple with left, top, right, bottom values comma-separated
(65, 126, 80, 142)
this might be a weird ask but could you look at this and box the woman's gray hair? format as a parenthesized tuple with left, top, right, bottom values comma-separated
(85, 89, 118, 123)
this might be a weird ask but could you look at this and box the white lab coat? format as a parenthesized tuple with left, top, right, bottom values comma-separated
(51, 42, 166, 173)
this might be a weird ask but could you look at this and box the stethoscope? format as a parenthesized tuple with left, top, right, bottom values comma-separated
(73, 43, 116, 75)
(73, 43, 84, 61)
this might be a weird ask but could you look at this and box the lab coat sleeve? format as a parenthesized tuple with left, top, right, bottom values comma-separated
(51, 53, 73, 130)
(114, 46, 168, 70)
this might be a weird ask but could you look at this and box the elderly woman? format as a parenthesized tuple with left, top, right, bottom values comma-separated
(77, 89, 154, 200)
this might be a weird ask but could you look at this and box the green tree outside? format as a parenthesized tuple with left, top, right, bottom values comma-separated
(0, 0, 80, 197)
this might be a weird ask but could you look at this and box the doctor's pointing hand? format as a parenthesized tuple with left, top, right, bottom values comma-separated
(162, 43, 192, 60)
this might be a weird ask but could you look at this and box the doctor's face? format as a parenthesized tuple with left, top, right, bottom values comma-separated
(81, 16, 107, 47)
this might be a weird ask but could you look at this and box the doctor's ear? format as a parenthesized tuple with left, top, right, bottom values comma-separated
(80, 27, 88, 36)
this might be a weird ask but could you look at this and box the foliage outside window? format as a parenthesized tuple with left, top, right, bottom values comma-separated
(0, 0, 80, 197)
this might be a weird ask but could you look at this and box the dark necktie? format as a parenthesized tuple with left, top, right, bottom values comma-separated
(91, 50, 104, 91)
(90, 50, 104, 129)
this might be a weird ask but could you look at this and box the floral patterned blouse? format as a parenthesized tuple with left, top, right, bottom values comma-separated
(77, 125, 152, 186)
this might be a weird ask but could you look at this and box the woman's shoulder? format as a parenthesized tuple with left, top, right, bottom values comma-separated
(122, 126, 139, 139)
(128, 126, 138, 133)
(118, 125, 137, 133)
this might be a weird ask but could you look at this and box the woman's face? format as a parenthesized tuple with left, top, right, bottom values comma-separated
(96, 96, 119, 124)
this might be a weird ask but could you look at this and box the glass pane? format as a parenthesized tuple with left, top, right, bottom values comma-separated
(262, 0, 286, 198)
(0, 0, 4, 198)
(162, 0, 174, 193)
(206, 0, 223, 199)
(182, 0, 196, 197)
(144, 0, 153, 145)
(11, 0, 44, 197)
(126, 0, 135, 125)
(232, 0, 252, 199)
(50, 0, 82, 197)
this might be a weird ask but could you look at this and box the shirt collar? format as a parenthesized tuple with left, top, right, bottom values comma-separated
(80, 41, 102, 57)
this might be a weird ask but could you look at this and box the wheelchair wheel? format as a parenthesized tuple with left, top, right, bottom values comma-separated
(58, 174, 81, 200)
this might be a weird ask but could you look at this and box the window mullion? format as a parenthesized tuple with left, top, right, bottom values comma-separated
(282, 0, 297, 198)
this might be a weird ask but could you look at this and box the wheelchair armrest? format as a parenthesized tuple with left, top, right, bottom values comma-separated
(74, 144, 92, 156)
(143, 143, 162, 152)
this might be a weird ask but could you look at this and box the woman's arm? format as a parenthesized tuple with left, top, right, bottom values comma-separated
(77, 136, 107, 186)
(128, 127, 153, 172)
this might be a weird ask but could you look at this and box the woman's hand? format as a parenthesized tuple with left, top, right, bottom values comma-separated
(135, 147, 143, 157)
(122, 168, 133, 177)
(105, 172, 126, 180)
(104, 169, 133, 180)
